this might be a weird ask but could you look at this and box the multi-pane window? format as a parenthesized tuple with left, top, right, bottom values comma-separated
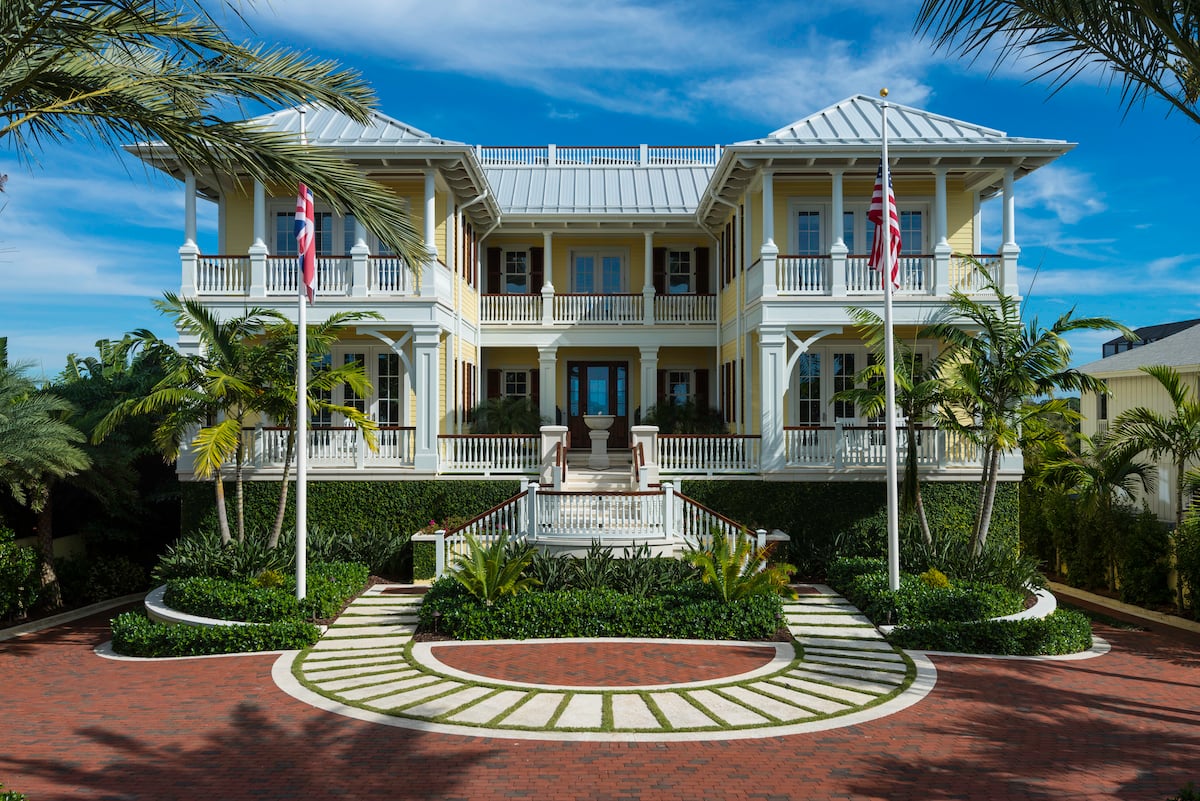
(795, 354, 821, 424)
(843, 211, 856, 253)
(311, 355, 333, 427)
(276, 211, 331, 255)
(573, 253, 623, 293)
(668, 251, 692, 294)
(833, 352, 856, 420)
(504, 370, 529, 398)
(796, 211, 821, 255)
(1098, 392, 1108, 421)
(342, 353, 367, 417)
(377, 353, 402, 425)
(899, 211, 923, 255)
(342, 214, 358, 255)
(668, 371, 691, 405)
(503, 251, 528, 294)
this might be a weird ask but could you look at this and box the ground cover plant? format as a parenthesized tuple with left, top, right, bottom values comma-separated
(419, 534, 791, 641)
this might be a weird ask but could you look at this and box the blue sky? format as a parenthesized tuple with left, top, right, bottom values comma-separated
(2, 0, 1197, 376)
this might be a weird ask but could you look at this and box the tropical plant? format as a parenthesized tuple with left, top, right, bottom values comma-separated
(641, 401, 726, 434)
(449, 530, 539, 604)
(2, 0, 425, 268)
(915, 1, 1200, 126)
(0, 358, 90, 607)
(686, 528, 797, 602)
(922, 275, 1125, 555)
(468, 396, 545, 434)
(835, 307, 959, 545)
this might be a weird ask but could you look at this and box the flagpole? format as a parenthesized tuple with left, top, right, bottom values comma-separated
(296, 107, 309, 601)
(880, 90, 901, 592)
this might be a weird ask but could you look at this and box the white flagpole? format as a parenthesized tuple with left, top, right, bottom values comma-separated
(296, 107, 309, 600)
(880, 89, 901, 592)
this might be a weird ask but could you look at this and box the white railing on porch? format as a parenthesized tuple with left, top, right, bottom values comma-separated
(242, 426, 415, 468)
(536, 490, 667, 539)
(777, 256, 828, 294)
(371, 256, 414, 294)
(949, 254, 1001, 293)
(481, 294, 541, 323)
(476, 144, 721, 166)
(846, 255, 929, 293)
(658, 435, 761, 474)
(195, 256, 250, 294)
(553, 293, 643, 323)
(653, 293, 716, 323)
(266, 256, 351, 296)
(438, 435, 540, 474)
(783, 425, 982, 468)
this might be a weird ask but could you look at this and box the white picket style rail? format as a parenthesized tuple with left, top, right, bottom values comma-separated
(438, 435, 540, 474)
(658, 435, 761, 474)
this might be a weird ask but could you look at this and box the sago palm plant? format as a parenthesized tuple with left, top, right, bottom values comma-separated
(686, 528, 797, 602)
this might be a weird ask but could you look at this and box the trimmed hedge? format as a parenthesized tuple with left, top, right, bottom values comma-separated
(840, 572, 1024, 626)
(0, 528, 39, 621)
(162, 561, 369, 623)
(413, 539, 437, 581)
(180, 480, 521, 540)
(681, 480, 1018, 575)
(419, 578, 784, 640)
(887, 609, 1093, 656)
(110, 611, 320, 657)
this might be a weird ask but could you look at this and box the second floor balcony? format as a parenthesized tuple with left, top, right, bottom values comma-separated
(480, 292, 717, 326)
(751, 251, 1007, 300)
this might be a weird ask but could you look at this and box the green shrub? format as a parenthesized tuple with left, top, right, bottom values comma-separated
(524, 543, 698, 595)
(298, 561, 370, 621)
(412, 538, 437, 581)
(449, 530, 538, 604)
(1115, 508, 1172, 607)
(55, 554, 148, 606)
(686, 529, 796, 601)
(110, 611, 320, 657)
(309, 526, 411, 576)
(0, 782, 28, 801)
(1179, 516, 1200, 619)
(841, 571, 1023, 626)
(419, 576, 784, 640)
(919, 568, 950, 589)
(164, 577, 301, 623)
(1167, 782, 1200, 801)
(825, 556, 886, 592)
(887, 608, 1093, 656)
(0, 527, 39, 620)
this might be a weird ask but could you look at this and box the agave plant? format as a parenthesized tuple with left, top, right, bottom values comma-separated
(686, 528, 797, 602)
(450, 530, 539, 605)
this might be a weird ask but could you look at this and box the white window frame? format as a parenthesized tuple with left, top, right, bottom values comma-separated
(666, 249, 694, 294)
(570, 248, 627, 294)
(501, 249, 531, 295)
(787, 198, 932, 257)
(503, 369, 531, 399)
(331, 346, 409, 427)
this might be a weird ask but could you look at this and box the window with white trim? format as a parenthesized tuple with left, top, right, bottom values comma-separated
(668, 250, 692, 294)
(504, 370, 530, 398)
(572, 250, 624, 293)
(504, 251, 529, 294)
(667, 370, 692, 405)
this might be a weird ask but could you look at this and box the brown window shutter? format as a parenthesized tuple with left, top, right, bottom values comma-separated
(694, 368, 709, 409)
(486, 247, 501, 293)
(657, 369, 667, 405)
(695, 247, 710, 294)
(530, 369, 540, 406)
(487, 368, 501, 399)
(652, 247, 667, 295)
(530, 247, 544, 293)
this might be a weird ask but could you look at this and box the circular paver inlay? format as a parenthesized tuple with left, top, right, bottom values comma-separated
(430, 641, 779, 686)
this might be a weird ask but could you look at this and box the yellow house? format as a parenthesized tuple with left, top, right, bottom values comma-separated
(131, 94, 1070, 490)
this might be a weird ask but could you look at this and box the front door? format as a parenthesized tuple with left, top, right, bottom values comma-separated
(567, 361, 629, 449)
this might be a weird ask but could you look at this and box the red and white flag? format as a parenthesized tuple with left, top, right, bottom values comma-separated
(295, 183, 316, 302)
(867, 165, 901, 290)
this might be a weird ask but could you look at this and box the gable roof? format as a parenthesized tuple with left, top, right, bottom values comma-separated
(486, 165, 713, 217)
(1101, 318, 1200, 348)
(1080, 323, 1200, 374)
(248, 104, 459, 146)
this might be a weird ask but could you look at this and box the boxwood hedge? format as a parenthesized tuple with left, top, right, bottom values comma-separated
(110, 612, 320, 657)
(162, 561, 369, 623)
(886, 609, 1093, 656)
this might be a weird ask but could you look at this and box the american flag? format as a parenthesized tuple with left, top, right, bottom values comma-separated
(295, 183, 316, 302)
(867, 165, 901, 290)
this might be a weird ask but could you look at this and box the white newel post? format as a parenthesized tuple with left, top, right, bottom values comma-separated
(413, 325, 441, 471)
(541, 230, 555, 325)
(538, 347, 557, 424)
(434, 529, 446, 578)
(526, 481, 539, 540)
(758, 326, 786, 472)
(1001, 167, 1020, 296)
(760, 170, 778, 297)
(934, 167, 951, 296)
(351, 217, 369, 297)
(663, 481, 676, 542)
(639, 345, 658, 422)
(249, 179, 268, 298)
(630, 425, 660, 490)
(830, 168, 847, 297)
(180, 170, 199, 296)
(421, 170, 438, 297)
(540, 425, 568, 487)
(642, 231, 655, 325)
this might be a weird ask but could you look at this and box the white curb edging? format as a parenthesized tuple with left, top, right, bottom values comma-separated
(144, 584, 257, 627)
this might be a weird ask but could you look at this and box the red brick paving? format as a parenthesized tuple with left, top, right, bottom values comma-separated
(431, 641, 778, 686)
(2, 606, 1200, 800)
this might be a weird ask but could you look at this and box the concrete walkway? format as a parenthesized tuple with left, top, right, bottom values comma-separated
(278, 584, 932, 740)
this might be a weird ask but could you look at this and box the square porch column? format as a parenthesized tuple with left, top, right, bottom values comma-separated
(758, 325, 786, 472)
(642, 231, 655, 325)
(1001, 168, 1020, 296)
(420, 170, 438, 297)
(830, 168, 847, 297)
(639, 344, 659, 421)
(412, 325, 442, 471)
(351, 217, 369, 298)
(538, 346, 557, 423)
(933, 167, 952, 296)
(542, 231, 555, 326)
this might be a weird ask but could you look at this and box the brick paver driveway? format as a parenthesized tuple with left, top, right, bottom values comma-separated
(2, 607, 1199, 800)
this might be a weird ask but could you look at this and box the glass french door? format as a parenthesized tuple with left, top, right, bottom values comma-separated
(566, 361, 628, 448)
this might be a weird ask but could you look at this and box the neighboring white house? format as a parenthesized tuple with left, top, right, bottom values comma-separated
(129, 94, 1071, 486)
(1080, 322, 1200, 522)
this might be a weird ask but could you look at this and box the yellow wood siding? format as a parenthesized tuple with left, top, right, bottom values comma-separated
(947, 180, 975, 254)
(224, 193, 254, 253)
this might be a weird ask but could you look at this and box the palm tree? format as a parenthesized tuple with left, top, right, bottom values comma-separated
(256, 312, 381, 547)
(1106, 365, 1200, 604)
(834, 308, 958, 546)
(1, 0, 425, 268)
(0, 359, 90, 607)
(923, 277, 1125, 555)
(95, 295, 284, 544)
(469, 396, 546, 435)
(915, 1, 1200, 126)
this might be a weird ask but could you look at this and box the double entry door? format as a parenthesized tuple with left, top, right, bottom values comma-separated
(566, 361, 629, 449)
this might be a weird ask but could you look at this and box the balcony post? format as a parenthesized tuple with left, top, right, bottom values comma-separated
(541, 230, 555, 325)
(412, 324, 441, 471)
(351, 217, 369, 298)
(355, 427, 366, 469)
(179, 242, 199, 297)
(830, 168, 847, 297)
(642, 231, 655, 325)
(934, 167, 951, 296)
(663, 481, 676, 542)
(526, 480, 538, 541)
(183, 170, 197, 247)
(639, 345, 658, 422)
(434, 529, 446, 578)
(420, 170, 438, 297)
(760, 170, 778, 297)
(538, 346, 557, 423)
(758, 325, 786, 472)
(1001, 168, 1020, 296)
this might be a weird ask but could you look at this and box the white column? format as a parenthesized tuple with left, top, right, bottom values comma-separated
(421, 170, 438, 297)
(642, 231, 655, 325)
(639, 344, 659, 420)
(758, 325, 786, 472)
(179, 170, 199, 296)
(538, 346, 557, 423)
(248, 179, 268, 298)
(934, 167, 951, 296)
(252, 179, 265, 247)
(830, 168, 847, 297)
(1001, 167, 1020, 296)
(541, 231, 555, 325)
(184, 170, 197, 246)
(761, 169, 775, 247)
(350, 217, 369, 298)
(757, 172, 777, 297)
(412, 325, 441, 471)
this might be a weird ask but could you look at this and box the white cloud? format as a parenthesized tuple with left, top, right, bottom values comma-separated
(1019, 165, 1106, 224)
(1023, 256, 1200, 299)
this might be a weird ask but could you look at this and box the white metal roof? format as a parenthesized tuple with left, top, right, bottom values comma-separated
(1079, 323, 1200, 375)
(486, 165, 714, 215)
(249, 104, 460, 146)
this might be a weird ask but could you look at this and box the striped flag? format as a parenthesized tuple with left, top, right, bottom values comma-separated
(867, 165, 901, 289)
(295, 183, 316, 302)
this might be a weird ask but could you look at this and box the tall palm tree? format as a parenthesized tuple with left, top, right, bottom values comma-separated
(915, 1, 1200, 126)
(833, 307, 958, 546)
(1, 0, 425, 267)
(0, 360, 90, 607)
(923, 277, 1125, 555)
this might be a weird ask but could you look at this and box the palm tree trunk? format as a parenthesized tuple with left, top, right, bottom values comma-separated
(214, 473, 231, 545)
(1176, 458, 1187, 611)
(268, 432, 296, 549)
(234, 424, 246, 544)
(904, 422, 931, 546)
(974, 447, 1001, 557)
(35, 482, 61, 610)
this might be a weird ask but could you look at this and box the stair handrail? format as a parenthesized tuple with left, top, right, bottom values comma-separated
(435, 488, 530, 577)
(674, 492, 751, 550)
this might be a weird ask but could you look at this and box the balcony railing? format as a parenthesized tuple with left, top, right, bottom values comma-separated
(243, 426, 416, 468)
(846, 255, 928, 293)
(949, 254, 1001, 293)
(768, 252, 1003, 298)
(479, 293, 716, 325)
(783, 425, 982, 468)
(196, 255, 250, 294)
(481, 293, 541, 324)
(477, 144, 721, 167)
(554, 293, 642, 323)
(266, 256, 350, 296)
(654, 293, 716, 323)
(438, 434, 540, 474)
(189, 251, 419, 298)
(658, 435, 762, 474)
